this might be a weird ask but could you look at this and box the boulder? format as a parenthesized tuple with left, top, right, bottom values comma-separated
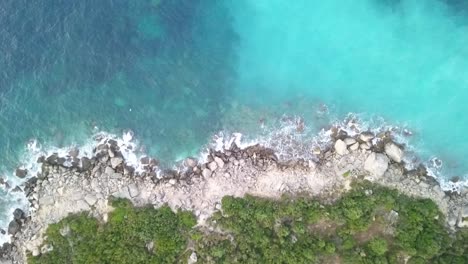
(80, 157, 92, 171)
(359, 132, 374, 142)
(360, 143, 371, 150)
(46, 153, 59, 165)
(312, 146, 321, 155)
(84, 194, 98, 206)
(12, 209, 25, 222)
(364, 153, 389, 177)
(7, 221, 20, 235)
(69, 148, 79, 158)
(140, 156, 150, 165)
(334, 139, 348, 155)
(110, 157, 123, 169)
(189, 252, 198, 264)
(350, 143, 359, 151)
(184, 157, 197, 168)
(214, 157, 224, 169)
(208, 161, 218, 171)
(127, 183, 140, 198)
(384, 142, 404, 163)
(344, 138, 357, 146)
(11, 186, 22, 193)
(462, 205, 468, 218)
(15, 168, 27, 178)
(104, 166, 115, 175)
(202, 168, 212, 178)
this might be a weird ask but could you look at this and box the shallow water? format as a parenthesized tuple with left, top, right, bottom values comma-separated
(1, 0, 468, 238)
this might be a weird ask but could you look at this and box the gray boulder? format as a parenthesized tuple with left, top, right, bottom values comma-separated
(7, 221, 20, 236)
(364, 153, 389, 177)
(384, 142, 404, 163)
(15, 169, 27, 178)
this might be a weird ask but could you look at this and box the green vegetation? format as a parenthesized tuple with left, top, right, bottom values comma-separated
(29, 182, 468, 264)
(28, 198, 196, 264)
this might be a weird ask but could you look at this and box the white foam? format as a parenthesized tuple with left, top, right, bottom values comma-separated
(0, 130, 154, 244)
(1, 113, 467, 244)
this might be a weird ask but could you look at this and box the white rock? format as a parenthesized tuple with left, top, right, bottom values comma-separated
(202, 168, 212, 178)
(462, 205, 468, 218)
(104, 166, 114, 175)
(334, 139, 348, 155)
(184, 158, 197, 167)
(344, 138, 357, 146)
(127, 183, 140, 198)
(360, 143, 371, 150)
(76, 199, 90, 209)
(188, 252, 198, 264)
(169, 179, 177, 185)
(39, 196, 55, 206)
(208, 161, 218, 171)
(214, 157, 224, 169)
(350, 142, 359, 151)
(312, 146, 321, 155)
(84, 194, 98, 206)
(110, 157, 123, 169)
(359, 132, 374, 142)
(364, 153, 389, 177)
(110, 172, 123, 179)
(384, 142, 404, 163)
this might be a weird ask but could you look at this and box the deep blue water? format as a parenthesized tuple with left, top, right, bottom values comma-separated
(1, 0, 468, 237)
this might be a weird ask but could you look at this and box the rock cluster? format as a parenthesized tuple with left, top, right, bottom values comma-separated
(1, 130, 467, 263)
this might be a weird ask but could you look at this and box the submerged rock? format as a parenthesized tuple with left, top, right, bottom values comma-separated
(184, 157, 198, 168)
(384, 142, 404, 163)
(140, 156, 150, 165)
(364, 153, 389, 177)
(13, 209, 25, 222)
(7, 221, 20, 236)
(15, 168, 27, 178)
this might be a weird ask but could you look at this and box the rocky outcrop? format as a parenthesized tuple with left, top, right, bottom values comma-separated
(2, 130, 467, 264)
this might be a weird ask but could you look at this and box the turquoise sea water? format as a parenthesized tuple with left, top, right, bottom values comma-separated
(1, 0, 468, 235)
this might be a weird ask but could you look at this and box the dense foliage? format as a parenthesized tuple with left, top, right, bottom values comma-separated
(196, 182, 468, 263)
(30, 182, 468, 264)
(29, 198, 196, 264)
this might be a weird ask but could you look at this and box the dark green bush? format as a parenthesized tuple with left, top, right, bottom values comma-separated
(29, 182, 468, 264)
(29, 198, 196, 264)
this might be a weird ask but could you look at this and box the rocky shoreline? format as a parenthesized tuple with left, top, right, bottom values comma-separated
(1, 129, 467, 263)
